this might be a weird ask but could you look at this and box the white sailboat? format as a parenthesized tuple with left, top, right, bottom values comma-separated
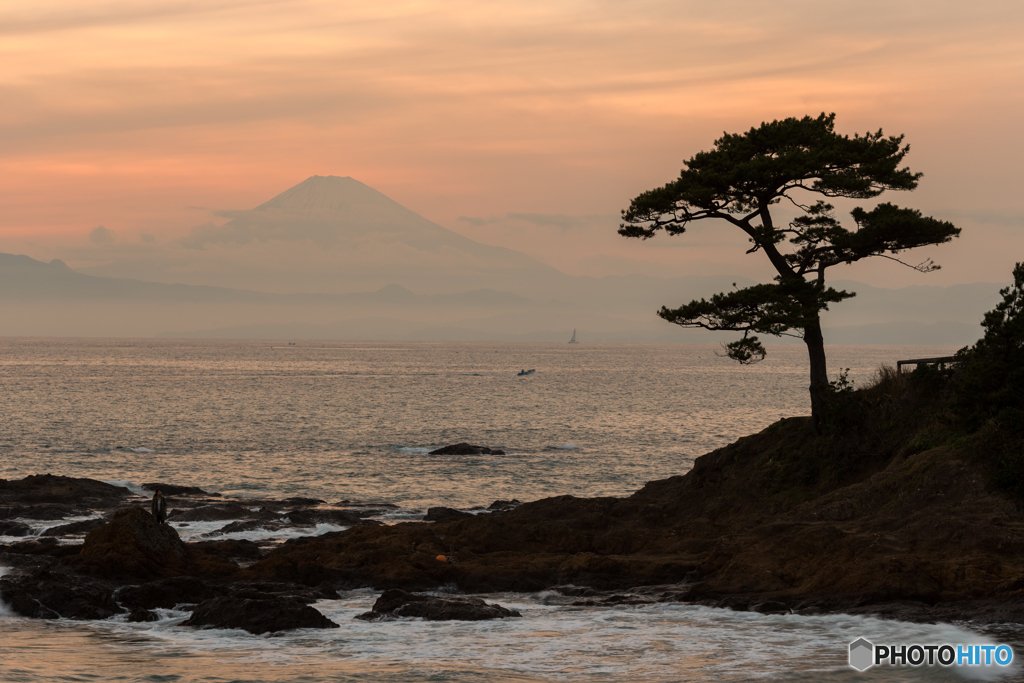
(568, 329, 579, 344)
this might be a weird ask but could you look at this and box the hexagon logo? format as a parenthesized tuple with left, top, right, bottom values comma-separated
(849, 638, 874, 671)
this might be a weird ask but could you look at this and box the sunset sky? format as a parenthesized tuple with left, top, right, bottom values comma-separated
(3, 0, 1022, 287)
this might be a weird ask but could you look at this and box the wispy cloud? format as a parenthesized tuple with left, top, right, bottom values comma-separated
(1, 0, 1022, 287)
(459, 213, 614, 231)
(89, 225, 116, 244)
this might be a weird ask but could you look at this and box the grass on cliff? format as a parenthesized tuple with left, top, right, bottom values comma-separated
(748, 263, 1024, 508)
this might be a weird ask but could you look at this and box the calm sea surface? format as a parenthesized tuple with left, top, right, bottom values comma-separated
(6, 338, 1019, 682)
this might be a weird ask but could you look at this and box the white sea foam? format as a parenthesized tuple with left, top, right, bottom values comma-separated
(225, 522, 349, 544)
(1, 515, 104, 544)
(169, 520, 348, 544)
(0, 566, 14, 617)
(167, 520, 233, 541)
(395, 446, 432, 454)
(65, 595, 1015, 682)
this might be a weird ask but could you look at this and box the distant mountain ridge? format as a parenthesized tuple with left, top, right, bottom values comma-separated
(1, 251, 1004, 344)
(2, 176, 1007, 343)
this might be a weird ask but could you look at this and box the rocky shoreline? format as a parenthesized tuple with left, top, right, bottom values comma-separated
(4, 416, 1024, 632)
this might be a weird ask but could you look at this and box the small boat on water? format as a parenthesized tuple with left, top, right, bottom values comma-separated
(568, 329, 579, 344)
(516, 369, 536, 376)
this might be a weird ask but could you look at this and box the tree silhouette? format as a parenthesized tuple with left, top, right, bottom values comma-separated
(620, 113, 960, 428)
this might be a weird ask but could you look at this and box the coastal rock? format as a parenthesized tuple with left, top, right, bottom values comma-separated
(0, 569, 121, 620)
(42, 517, 107, 537)
(283, 509, 372, 526)
(0, 520, 33, 536)
(0, 581, 61, 619)
(188, 539, 264, 563)
(487, 499, 522, 512)
(70, 505, 192, 580)
(0, 504, 91, 520)
(428, 443, 505, 456)
(355, 589, 521, 621)
(0, 475, 133, 508)
(115, 576, 219, 611)
(571, 594, 655, 606)
(3, 537, 82, 557)
(282, 531, 348, 547)
(142, 483, 218, 497)
(203, 519, 287, 536)
(227, 581, 339, 603)
(283, 497, 326, 506)
(182, 596, 339, 634)
(169, 503, 275, 522)
(333, 501, 399, 511)
(423, 507, 474, 522)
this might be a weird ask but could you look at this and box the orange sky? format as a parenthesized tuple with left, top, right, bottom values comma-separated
(2, 0, 1022, 286)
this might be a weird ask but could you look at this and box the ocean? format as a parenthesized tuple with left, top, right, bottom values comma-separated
(5, 338, 1019, 682)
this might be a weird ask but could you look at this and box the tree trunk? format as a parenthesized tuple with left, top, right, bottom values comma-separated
(803, 317, 828, 433)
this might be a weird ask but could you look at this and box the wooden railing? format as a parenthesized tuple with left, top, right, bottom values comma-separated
(896, 356, 957, 371)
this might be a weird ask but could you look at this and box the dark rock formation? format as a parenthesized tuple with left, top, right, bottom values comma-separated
(42, 517, 107, 537)
(0, 474, 132, 508)
(204, 519, 286, 536)
(333, 501, 399, 510)
(142, 483, 218, 497)
(68, 505, 240, 580)
(0, 581, 61, 619)
(429, 443, 505, 456)
(115, 576, 219, 611)
(169, 503, 274, 523)
(226, 581, 339, 603)
(189, 539, 263, 563)
(283, 497, 326, 506)
(3, 537, 82, 557)
(281, 531, 346, 547)
(71, 506, 190, 579)
(0, 504, 91, 520)
(487, 499, 522, 512)
(423, 507, 474, 522)
(283, 509, 373, 526)
(355, 589, 521, 621)
(0, 520, 33, 536)
(0, 569, 121, 620)
(182, 596, 339, 634)
(571, 595, 655, 606)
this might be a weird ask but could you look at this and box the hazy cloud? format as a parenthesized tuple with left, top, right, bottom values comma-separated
(943, 210, 1024, 227)
(459, 213, 614, 231)
(506, 213, 614, 231)
(457, 216, 501, 227)
(89, 225, 116, 244)
(0, 0, 285, 37)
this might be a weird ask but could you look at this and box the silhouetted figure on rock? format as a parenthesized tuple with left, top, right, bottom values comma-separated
(151, 489, 167, 524)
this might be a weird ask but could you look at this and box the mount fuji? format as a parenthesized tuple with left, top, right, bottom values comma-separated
(81, 175, 564, 297)
(0, 176, 1001, 342)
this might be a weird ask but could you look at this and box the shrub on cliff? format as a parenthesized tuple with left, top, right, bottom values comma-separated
(950, 263, 1024, 495)
(954, 263, 1024, 428)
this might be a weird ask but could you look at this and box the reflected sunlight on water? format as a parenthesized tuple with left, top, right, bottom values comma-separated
(0, 339, 958, 508)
